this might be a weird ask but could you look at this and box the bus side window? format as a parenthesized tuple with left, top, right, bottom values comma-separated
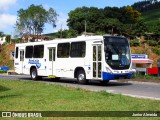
(33, 45, 44, 58)
(25, 46, 33, 58)
(57, 43, 70, 58)
(15, 47, 19, 58)
(70, 42, 86, 57)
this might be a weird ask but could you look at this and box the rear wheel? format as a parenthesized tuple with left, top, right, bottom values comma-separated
(30, 68, 38, 80)
(51, 77, 60, 81)
(77, 70, 88, 84)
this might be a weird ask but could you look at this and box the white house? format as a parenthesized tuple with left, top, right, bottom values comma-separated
(0, 36, 6, 45)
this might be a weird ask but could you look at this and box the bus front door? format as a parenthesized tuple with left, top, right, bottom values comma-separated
(92, 45, 102, 79)
(20, 49, 24, 74)
(48, 47, 56, 77)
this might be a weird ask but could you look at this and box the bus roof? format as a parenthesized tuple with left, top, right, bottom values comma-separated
(15, 35, 126, 46)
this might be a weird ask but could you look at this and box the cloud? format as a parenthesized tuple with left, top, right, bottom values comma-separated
(0, 0, 17, 12)
(0, 14, 17, 29)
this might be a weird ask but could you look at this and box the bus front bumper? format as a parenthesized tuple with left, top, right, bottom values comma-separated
(102, 72, 132, 81)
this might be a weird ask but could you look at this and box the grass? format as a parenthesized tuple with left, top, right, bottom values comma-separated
(132, 74, 159, 80)
(0, 80, 160, 119)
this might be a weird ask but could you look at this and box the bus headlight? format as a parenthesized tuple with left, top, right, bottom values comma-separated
(105, 67, 112, 73)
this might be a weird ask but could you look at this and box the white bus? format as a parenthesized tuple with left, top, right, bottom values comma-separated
(14, 35, 133, 84)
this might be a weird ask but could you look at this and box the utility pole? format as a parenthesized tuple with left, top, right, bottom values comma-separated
(85, 20, 86, 36)
(60, 24, 62, 38)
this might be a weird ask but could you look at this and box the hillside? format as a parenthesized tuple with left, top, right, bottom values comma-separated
(141, 8, 160, 32)
(0, 44, 15, 69)
(142, 8, 160, 23)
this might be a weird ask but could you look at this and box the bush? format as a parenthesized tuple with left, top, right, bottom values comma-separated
(130, 39, 141, 47)
(148, 40, 158, 46)
(152, 47, 160, 55)
(0, 70, 7, 74)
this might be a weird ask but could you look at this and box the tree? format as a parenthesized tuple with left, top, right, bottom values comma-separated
(0, 31, 5, 37)
(67, 6, 145, 38)
(15, 4, 58, 37)
(5, 35, 11, 44)
(67, 6, 104, 34)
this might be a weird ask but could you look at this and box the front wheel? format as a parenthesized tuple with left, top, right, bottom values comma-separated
(77, 70, 88, 84)
(30, 68, 38, 80)
(100, 80, 110, 85)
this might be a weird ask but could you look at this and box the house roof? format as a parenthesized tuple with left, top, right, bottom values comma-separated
(131, 59, 153, 63)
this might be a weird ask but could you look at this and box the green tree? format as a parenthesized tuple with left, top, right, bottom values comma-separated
(15, 4, 58, 37)
(56, 29, 78, 38)
(0, 31, 5, 37)
(67, 6, 104, 34)
(5, 35, 11, 44)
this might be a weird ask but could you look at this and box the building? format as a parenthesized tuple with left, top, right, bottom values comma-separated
(0, 36, 6, 45)
(131, 54, 153, 75)
(22, 35, 50, 43)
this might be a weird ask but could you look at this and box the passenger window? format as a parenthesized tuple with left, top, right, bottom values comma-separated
(70, 42, 86, 57)
(25, 46, 33, 58)
(33, 45, 44, 58)
(57, 43, 70, 58)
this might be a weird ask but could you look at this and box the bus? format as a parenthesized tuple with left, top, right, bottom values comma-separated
(14, 35, 133, 84)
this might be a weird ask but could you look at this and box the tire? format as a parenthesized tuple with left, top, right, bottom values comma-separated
(77, 70, 87, 84)
(30, 68, 38, 80)
(51, 77, 60, 81)
(100, 80, 110, 85)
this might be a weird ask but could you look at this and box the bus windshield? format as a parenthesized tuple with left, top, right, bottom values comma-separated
(104, 36, 131, 70)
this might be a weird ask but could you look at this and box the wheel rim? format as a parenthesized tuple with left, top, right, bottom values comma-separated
(32, 71, 36, 79)
(78, 73, 84, 81)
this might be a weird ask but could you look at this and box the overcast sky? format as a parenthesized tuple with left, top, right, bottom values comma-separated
(0, 0, 142, 37)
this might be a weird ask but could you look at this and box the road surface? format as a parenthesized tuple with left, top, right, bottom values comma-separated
(0, 74, 160, 100)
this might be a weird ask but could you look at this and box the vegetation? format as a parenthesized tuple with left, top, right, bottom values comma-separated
(0, 44, 15, 69)
(15, 4, 58, 38)
(130, 39, 141, 47)
(132, 73, 159, 79)
(152, 47, 160, 55)
(0, 31, 5, 37)
(132, 0, 160, 12)
(67, 6, 143, 38)
(148, 40, 158, 46)
(0, 80, 160, 112)
(0, 70, 7, 74)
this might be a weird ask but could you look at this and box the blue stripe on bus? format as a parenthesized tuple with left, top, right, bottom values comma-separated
(102, 72, 132, 81)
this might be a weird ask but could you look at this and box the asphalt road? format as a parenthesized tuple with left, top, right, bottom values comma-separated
(0, 74, 160, 100)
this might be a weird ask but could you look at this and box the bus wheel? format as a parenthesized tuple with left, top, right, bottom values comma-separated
(77, 70, 87, 84)
(31, 68, 38, 80)
(51, 77, 60, 81)
(100, 80, 110, 85)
